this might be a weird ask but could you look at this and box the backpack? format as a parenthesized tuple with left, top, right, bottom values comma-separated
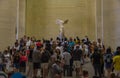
(105, 54, 112, 64)
(72, 49, 82, 60)
(52, 64, 62, 74)
(41, 50, 50, 63)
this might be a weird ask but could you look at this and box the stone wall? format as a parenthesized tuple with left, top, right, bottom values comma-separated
(1, 0, 120, 51)
(97, 0, 120, 50)
(26, 0, 96, 40)
(0, 0, 25, 50)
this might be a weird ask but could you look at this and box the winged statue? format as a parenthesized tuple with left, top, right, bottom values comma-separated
(56, 19, 69, 40)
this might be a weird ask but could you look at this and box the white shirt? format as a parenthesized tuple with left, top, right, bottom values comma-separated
(62, 52, 71, 65)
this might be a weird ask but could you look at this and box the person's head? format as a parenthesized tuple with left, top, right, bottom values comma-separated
(93, 41, 97, 46)
(116, 46, 120, 51)
(15, 42, 19, 47)
(97, 38, 101, 43)
(29, 45, 34, 49)
(50, 38, 53, 41)
(64, 37, 67, 41)
(27, 37, 30, 40)
(4, 50, 8, 54)
(69, 37, 73, 41)
(116, 46, 120, 55)
(58, 42, 61, 46)
(76, 36, 79, 40)
(55, 49, 60, 55)
(7, 46, 10, 50)
(110, 73, 116, 78)
(76, 45, 80, 49)
(106, 47, 111, 53)
(56, 37, 60, 41)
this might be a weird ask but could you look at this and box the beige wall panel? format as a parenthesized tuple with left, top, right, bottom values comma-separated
(103, 0, 120, 50)
(26, 0, 96, 40)
(0, 0, 25, 50)
(0, 0, 16, 50)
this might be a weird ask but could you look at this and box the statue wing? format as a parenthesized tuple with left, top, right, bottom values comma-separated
(56, 19, 64, 25)
(63, 19, 69, 24)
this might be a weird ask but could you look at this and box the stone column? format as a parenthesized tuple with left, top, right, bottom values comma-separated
(97, 0, 120, 50)
(19, 0, 26, 38)
(104, 0, 120, 50)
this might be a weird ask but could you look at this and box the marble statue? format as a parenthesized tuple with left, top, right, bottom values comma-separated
(56, 19, 68, 40)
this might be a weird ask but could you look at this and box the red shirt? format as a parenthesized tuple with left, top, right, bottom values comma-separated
(20, 55, 27, 63)
(36, 42, 42, 47)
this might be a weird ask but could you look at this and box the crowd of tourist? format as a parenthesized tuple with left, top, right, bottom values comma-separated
(0, 35, 120, 78)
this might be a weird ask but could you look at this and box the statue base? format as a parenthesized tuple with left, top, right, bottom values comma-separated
(57, 32, 65, 41)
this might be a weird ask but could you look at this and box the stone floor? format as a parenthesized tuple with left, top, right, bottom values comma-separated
(27, 58, 95, 78)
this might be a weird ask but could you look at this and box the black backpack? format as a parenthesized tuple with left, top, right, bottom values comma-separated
(105, 54, 113, 64)
(72, 49, 82, 60)
(41, 50, 50, 63)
